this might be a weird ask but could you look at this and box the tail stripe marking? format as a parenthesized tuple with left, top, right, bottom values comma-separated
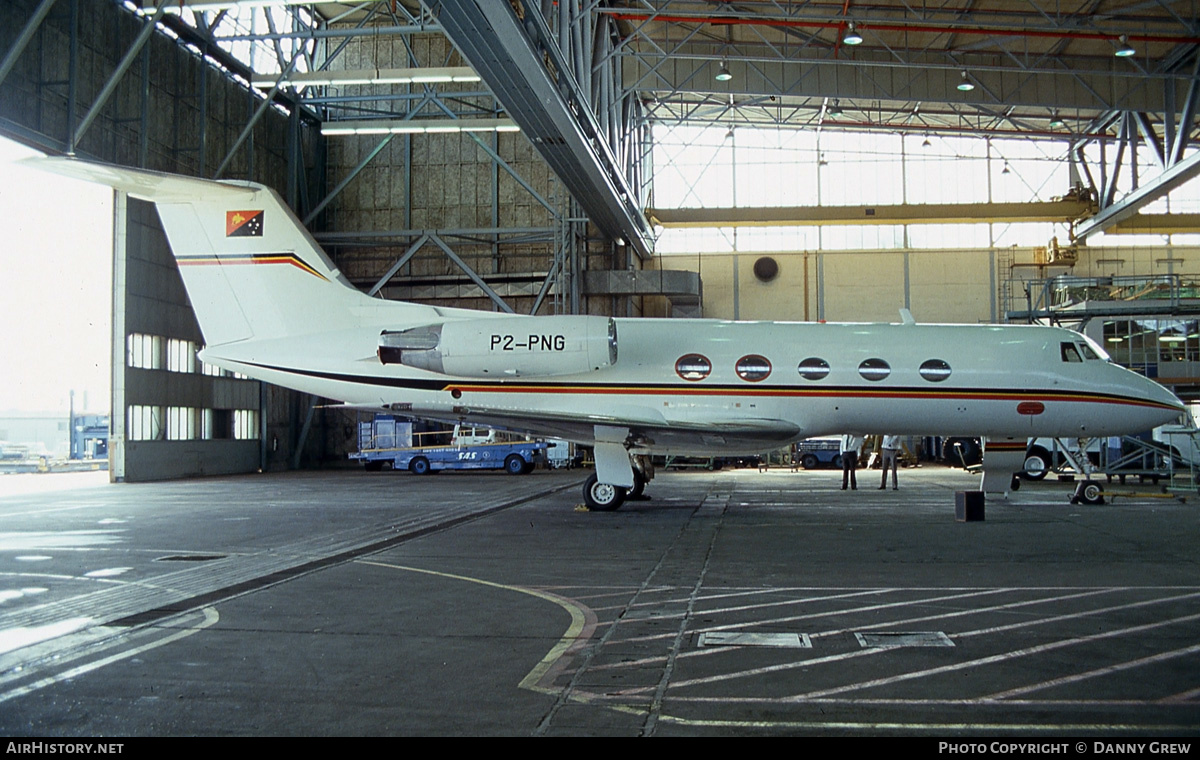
(175, 253, 328, 281)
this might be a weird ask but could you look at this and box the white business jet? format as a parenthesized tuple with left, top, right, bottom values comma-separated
(35, 157, 1186, 510)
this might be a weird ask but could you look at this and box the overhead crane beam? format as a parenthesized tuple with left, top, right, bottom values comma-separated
(427, 0, 654, 259)
(647, 200, 1096, 228)
(1106, 214, 1200, 235)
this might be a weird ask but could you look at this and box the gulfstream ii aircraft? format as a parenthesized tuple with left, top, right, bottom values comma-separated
(37, 157, 1187, 510)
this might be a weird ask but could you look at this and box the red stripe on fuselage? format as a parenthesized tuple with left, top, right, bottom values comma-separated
(437, 382, 1175, 411)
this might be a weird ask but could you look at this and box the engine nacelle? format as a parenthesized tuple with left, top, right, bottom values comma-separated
(379, 315, 617, 378)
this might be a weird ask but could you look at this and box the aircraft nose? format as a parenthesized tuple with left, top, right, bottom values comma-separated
(1142, 376, 1188, 422)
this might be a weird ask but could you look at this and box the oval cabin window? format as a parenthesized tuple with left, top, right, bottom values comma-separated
(675, 354, 712, 381)
(919, 359, 952, 382)
(858, 358, 891, 381)
(798, 357, 830, 381)
(736, 355, 772, 382)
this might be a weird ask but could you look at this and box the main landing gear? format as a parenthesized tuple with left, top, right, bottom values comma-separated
(582, 459, 651, 511)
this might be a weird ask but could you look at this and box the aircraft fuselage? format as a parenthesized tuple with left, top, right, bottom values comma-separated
(205, 318, 1184, 456)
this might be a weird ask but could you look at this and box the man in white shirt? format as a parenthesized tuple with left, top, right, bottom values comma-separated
(879, 434, 901, 490)
(840, 434, 864, 490)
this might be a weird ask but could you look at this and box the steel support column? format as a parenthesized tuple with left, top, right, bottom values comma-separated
(368, 233, 430, 296)
(0, 0, 59, 90)
(213, 51, 300, 178)
(303, 135, 394, 226)
(427, 233, 516, 313)
(70, 0, 171, 154)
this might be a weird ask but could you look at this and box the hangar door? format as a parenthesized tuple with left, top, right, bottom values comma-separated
(110, 195, 263, 482)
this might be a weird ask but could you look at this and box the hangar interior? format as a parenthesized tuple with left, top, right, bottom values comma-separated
(2, 0, 1199, 481)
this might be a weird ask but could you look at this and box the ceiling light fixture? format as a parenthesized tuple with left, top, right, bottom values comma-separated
(715, 63, 733, 82)
(144, 0, 353, 13)
(843, 22, 863, 46)
(251, 67, 482, 89)
(957, 71, 975, 92)
(1115, 35, 1136, 57)
(827, 99, 843, 118)
(922, 135, 931, 148)
(1049, 111, 1066, 129)
(321, 118, 520, 137)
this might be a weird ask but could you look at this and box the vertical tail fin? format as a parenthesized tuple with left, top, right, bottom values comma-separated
(150, 182, 365, 346)
(31, 158, 381, 348)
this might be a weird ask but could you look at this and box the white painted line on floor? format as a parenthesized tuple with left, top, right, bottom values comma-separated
(983, 641, 1200, 700)
(0, 607, 219, 705)
(788, 609, 1200, 701)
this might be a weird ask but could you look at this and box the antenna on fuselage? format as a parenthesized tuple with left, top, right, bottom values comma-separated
(899, 308, 916, 326)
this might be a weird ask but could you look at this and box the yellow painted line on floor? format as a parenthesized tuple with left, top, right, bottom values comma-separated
(356, 560, 593, 695)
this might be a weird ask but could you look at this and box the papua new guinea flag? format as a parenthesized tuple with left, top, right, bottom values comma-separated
(226, 210, 264, 237)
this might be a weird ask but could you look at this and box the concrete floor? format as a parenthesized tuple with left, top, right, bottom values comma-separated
(0, 464, 1197, 736)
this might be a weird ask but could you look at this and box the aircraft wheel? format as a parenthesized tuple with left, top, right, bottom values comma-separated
(409, 457, 431, 475)
(504, 454, 527, 475)
(583, 473, 625, 511)
(1021, 447, 1051, 481)
(800, 454, 819, 470)
(1074, 479, 1105, 505)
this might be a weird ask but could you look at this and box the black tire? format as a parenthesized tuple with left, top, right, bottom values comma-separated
(583, 473, 625, 511)
(949, 437, 982, 467)
(504, 454, 527, 475)
(1076, 479, 1104, 505)
(409, 457, 431, 475)
(1021, 447, 1051, 481)
(831, 454, 843, 469)
(628, 470, 646, 499)
(800, 454, 820, 470)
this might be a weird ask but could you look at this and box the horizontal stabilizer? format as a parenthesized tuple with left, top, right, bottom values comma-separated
(27, 157, 254, 203)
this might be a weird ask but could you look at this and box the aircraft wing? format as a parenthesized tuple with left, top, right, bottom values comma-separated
(337, 402, 803, 455)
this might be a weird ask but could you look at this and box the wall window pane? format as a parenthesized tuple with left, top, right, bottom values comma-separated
(233, 409, 259, 440)
(126, 333, 163, 369)
(127, 405, 163, 441)
(167, 407, 198, 440)
(167, 339, 196, 374)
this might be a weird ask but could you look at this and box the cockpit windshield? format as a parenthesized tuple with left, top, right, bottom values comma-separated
(1061, 336, 1110, 363)
(1079, 334, 1112, 361)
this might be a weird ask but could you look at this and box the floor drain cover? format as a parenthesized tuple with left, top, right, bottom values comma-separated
(854, 631, 954, 648)
(698, 632, 811, 648)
